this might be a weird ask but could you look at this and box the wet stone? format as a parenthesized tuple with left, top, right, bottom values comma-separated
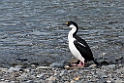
(106, 64, 116, 69)
(26, 80, 33, 83)
(106, 80, 112, 83)
(46, 76, 56, 81)
(0, 81, 7, 83)
(50, 60, 66, 68)
(7, 66, 22, 73)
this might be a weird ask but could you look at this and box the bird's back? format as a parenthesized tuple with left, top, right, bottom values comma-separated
(74, 35, 94, 61)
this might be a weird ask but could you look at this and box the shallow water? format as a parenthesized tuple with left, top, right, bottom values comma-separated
(0, 0, 123, 67)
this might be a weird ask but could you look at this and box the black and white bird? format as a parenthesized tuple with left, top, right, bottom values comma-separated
(65, 21, 99, 67)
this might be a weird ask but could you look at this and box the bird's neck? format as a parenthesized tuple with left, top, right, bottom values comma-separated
(68, 25, 78, 41)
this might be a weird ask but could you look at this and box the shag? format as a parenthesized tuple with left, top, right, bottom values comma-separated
(65, 21, 99, 67)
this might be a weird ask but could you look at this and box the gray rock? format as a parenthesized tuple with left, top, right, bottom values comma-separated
(0, 81, 7, 83)
(106, 80, 112, 83)
(107, 64, 116, 69)
(101, 64, 116, 69)
(46, 76, 56, 81)
(117, 67, 124, 73)
(50, 60, 65, 68)
(97, 78, 106, 83)
(0, 68, 8, 72)
(36, 66, 52, 70)
(7, 65, 22, 72)
(60, 70, 65, 76)
(0, 79, 5, 81)
(113, 78, 124, 83)
(26, 80, 33, 83)
(36, 73, 46, 78)
(101, 74, 108, 78)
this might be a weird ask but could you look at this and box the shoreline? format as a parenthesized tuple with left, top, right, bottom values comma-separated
(0, 63, 123, 83)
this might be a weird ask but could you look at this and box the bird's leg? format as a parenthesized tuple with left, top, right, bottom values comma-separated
(70, 60, 80, 67)
(71, 64, 77, 66)
(77, 61, 85, 67)
(70, 61, 85, 68)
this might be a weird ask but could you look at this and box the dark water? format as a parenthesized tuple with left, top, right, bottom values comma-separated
(0, 0, 124, 67)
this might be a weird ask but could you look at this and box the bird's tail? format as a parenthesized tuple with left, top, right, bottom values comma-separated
(93, 59, 101, 66)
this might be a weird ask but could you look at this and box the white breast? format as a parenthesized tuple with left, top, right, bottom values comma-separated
(68, 24, 85, 63)
(68, 38, 85, 63)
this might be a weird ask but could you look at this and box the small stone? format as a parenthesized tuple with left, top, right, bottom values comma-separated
(102, 64, 116, 69)
(10, 81, 16, 83)
(11, 71, 21, 77)
(34, 80, 42, 83)
(64, 65, 70, 69)
(7, 65, 22, 72)
(31, 64, 36, 68)
(107, 64, 115, 69)
(70, 80, 75, 83)
(118, 67, 124, 73)
(36, 66, 52, 71)
(113, 78, 124, 83)
(36, 73, 45, 78)
(24, 68, 30, 72)
(5, 80, 10, 82)
(1, 79, 5, 81)
(26, 80, 33, 83)
(73, 76, 80, 81)
(64, 81, 70, 83)
(97, 78, 106, 83)
(64, 65, 83, 69)
(0, 68, 8, 72)
(60, 70, 65, 76)
(89, 64, 96, 68)
(102, 75, 108, 78)
(0, 81, 7, 83)
(106, 80, 112, 83)
(46, 76, 56, 81)
(47, 81, 55, 83)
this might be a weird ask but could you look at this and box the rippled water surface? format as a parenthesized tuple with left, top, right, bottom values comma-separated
(0, 0, 124, 67)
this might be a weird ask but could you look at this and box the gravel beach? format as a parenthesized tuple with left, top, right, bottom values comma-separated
(0, 63, 124, 83)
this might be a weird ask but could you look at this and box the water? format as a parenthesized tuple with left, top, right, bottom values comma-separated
(0, 0, 123, 67)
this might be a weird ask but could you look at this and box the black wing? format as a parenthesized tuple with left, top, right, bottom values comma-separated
(74, 35, 94, 61)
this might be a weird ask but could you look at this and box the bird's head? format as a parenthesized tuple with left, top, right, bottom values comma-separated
(65, 21, 78, 29)
(65, 21, 78, 35)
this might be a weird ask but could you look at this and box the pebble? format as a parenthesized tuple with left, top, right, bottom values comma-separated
(60, 70, 65, 76)
(89, 64, 97, 68)
(7, 65, 22, 72)
(1, 79, 5, 81)
(0, 68, 8, 72)
(26, 80, 33, 83)
(117, 67, 124, 73)
(106, 80, 112, 83)
(106, 64, 116, 69)
(36, 74, 43, 78)
(70, 80, 75, 83)
(46, 76, 56, 81)
(36, 66, 52, 70)
(64, 81, 70, 83)
(0, 81, 7, 83)
(101, 75, 108, 78)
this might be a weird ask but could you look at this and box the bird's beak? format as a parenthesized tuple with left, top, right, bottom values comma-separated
(62, 22, 68, 25)
(65, 22, 68, 25)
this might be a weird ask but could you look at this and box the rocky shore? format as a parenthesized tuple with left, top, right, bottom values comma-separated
(0, 63, 123, 83)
